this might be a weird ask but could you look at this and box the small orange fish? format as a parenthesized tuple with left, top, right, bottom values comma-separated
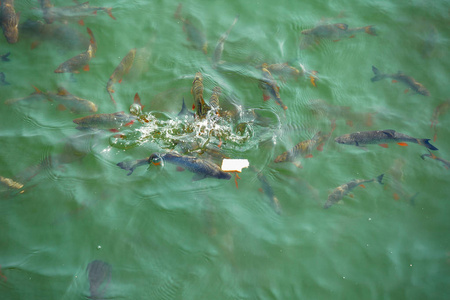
(191, 72, 210, 118)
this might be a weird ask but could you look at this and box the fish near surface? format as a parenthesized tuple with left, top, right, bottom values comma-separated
(274, 131, 331, 166)
(250, 166, 282, 214)
(87, 260, 112, 300)
(301, 23, 376, 40)
(44, 1, 115, 25)
(44, 87, 98, 113)
(371, 66, 430, 96)
(191, 72, 210, 118)
(174, 3, 207, 54)
(258, 67, 287, 110)
(324, 174, 384, 209)
(1, 0, 19, 43)
(335, 129, 438, 150)
(54, 27, 96, 73)
(106, 48, 136, 105)
(73, 111, 136, 131)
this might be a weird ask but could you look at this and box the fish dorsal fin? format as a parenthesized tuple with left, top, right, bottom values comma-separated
(334, 23, 348, 30)
(382, 129, 396, 137)
(134, 93, 144, 109)
(57, 87, 70, 96)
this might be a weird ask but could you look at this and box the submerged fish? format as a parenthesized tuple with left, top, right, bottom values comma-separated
(421, 150, 450, 169)
(301, 23, 376, 40)
(19, 19, 90, 51)
(118, 152, 231, 181)
(335, 129, 438, 150)
(44, 87, 97, 113)
(174, 3, 207, 54)
(251, 166, 282, 214)
(87, 260, 112, 300)
(39, 0, 54, 24)
(430, 99, 450, 141)
(191, 72, 210, 118)
(371, 66, 430, 96)
(44, 1, 115, 25)
(1, 0, 20, 43)
(54, 27, 96, 73)
(0, 175, 25, 197)
(0, 72, 10, 85)
(106, 48, 136, 105)
(4, 86, 48, 105)
(213, 14, 239, 68)
(258, 67, 287, 110)
(209, 86, 221, 111)
(274, 131, 331, 166)
(324, 174, 384, 209)
(73, 111, 136, 131)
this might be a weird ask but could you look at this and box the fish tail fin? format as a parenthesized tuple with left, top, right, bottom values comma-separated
(376, 174, 384, 184)
(419, 138, 438, 151)
(104, 7, 116, 20)
(365, 25, 377, 36)
(116, 161, 135, 176)
(108, 91, 117, 106)
(371, 66, 386, 82)
(86, 27, 96, 48)
(174, 3, 182, 20)
(1, 52, 11, 62)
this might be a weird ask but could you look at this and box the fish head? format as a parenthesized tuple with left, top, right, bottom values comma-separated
(193, 72, 203, 83)
(301, 28, 313, 35)
(148, 153, 163, 166)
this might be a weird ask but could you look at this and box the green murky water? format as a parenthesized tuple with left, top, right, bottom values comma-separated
(1, 0, 449, 299)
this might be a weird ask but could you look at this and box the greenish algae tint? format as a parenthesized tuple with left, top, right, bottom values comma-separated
(0, 0, 449, 299)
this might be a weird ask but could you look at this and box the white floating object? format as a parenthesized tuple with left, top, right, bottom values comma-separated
(221, 159, 249, 173)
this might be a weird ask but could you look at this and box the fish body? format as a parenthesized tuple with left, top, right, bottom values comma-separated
(261, 62, 304, 82)
(213, 14, 239, 67)
(324, 174, 384, 209)
(335, 129, 438, 150)
(371, 66, 429, 96)
(421, 151, 450, 169)
(54, 27, 96, 73)
(209, 86, 221, 111)
(258, 67, 287, 110)
(0, 175, 24, 191)
(46, 88, 97, 113)
(301, 23, 376, 39)
(1, 52, 11, 61)
(174, 4, 207, 54)
(1, 0, 19, 43)
(73, 111, 136, 130)
(274, 131, 330, 163)
(4, 87, 48, 105)
(153, 152, 231, 181)
(87, 260, 112, 300)
(19, 19, 89, 50)
(45, 1, 115, 24)
(39, 0, 54, 24)
(106, 48, 136, 105)
(191, 72, 210, 118)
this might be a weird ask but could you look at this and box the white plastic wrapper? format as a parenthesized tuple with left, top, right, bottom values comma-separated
(221, 159, 249, 172)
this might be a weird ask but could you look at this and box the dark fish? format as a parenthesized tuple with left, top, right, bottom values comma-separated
(251, 166, 281, 214)
(118, 152, 231, 181)
(301, 23, 376, 40)
(86, 260, 112, 300)
(274, 131, 331, 167)
(44, 1, 115, 25)
(174, 3, 207, 54)
(371, 66, 430, 96)
(191, 72, 210, 118)
(213, 14, 239, 68)
(258, 67, 287, 110)
(73, 111, 136, 131)
(1, 0, 20, 43)
(1, 52, 11, 61)
(106, 48, 136, 105)
(335, 129, 438, 150)
(421, 150, 450, 169)
(54, 27, 96, 73)
(0, 72, 10, 85)
(19, 19, 90, 51)
(324, 174, 384, 209)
